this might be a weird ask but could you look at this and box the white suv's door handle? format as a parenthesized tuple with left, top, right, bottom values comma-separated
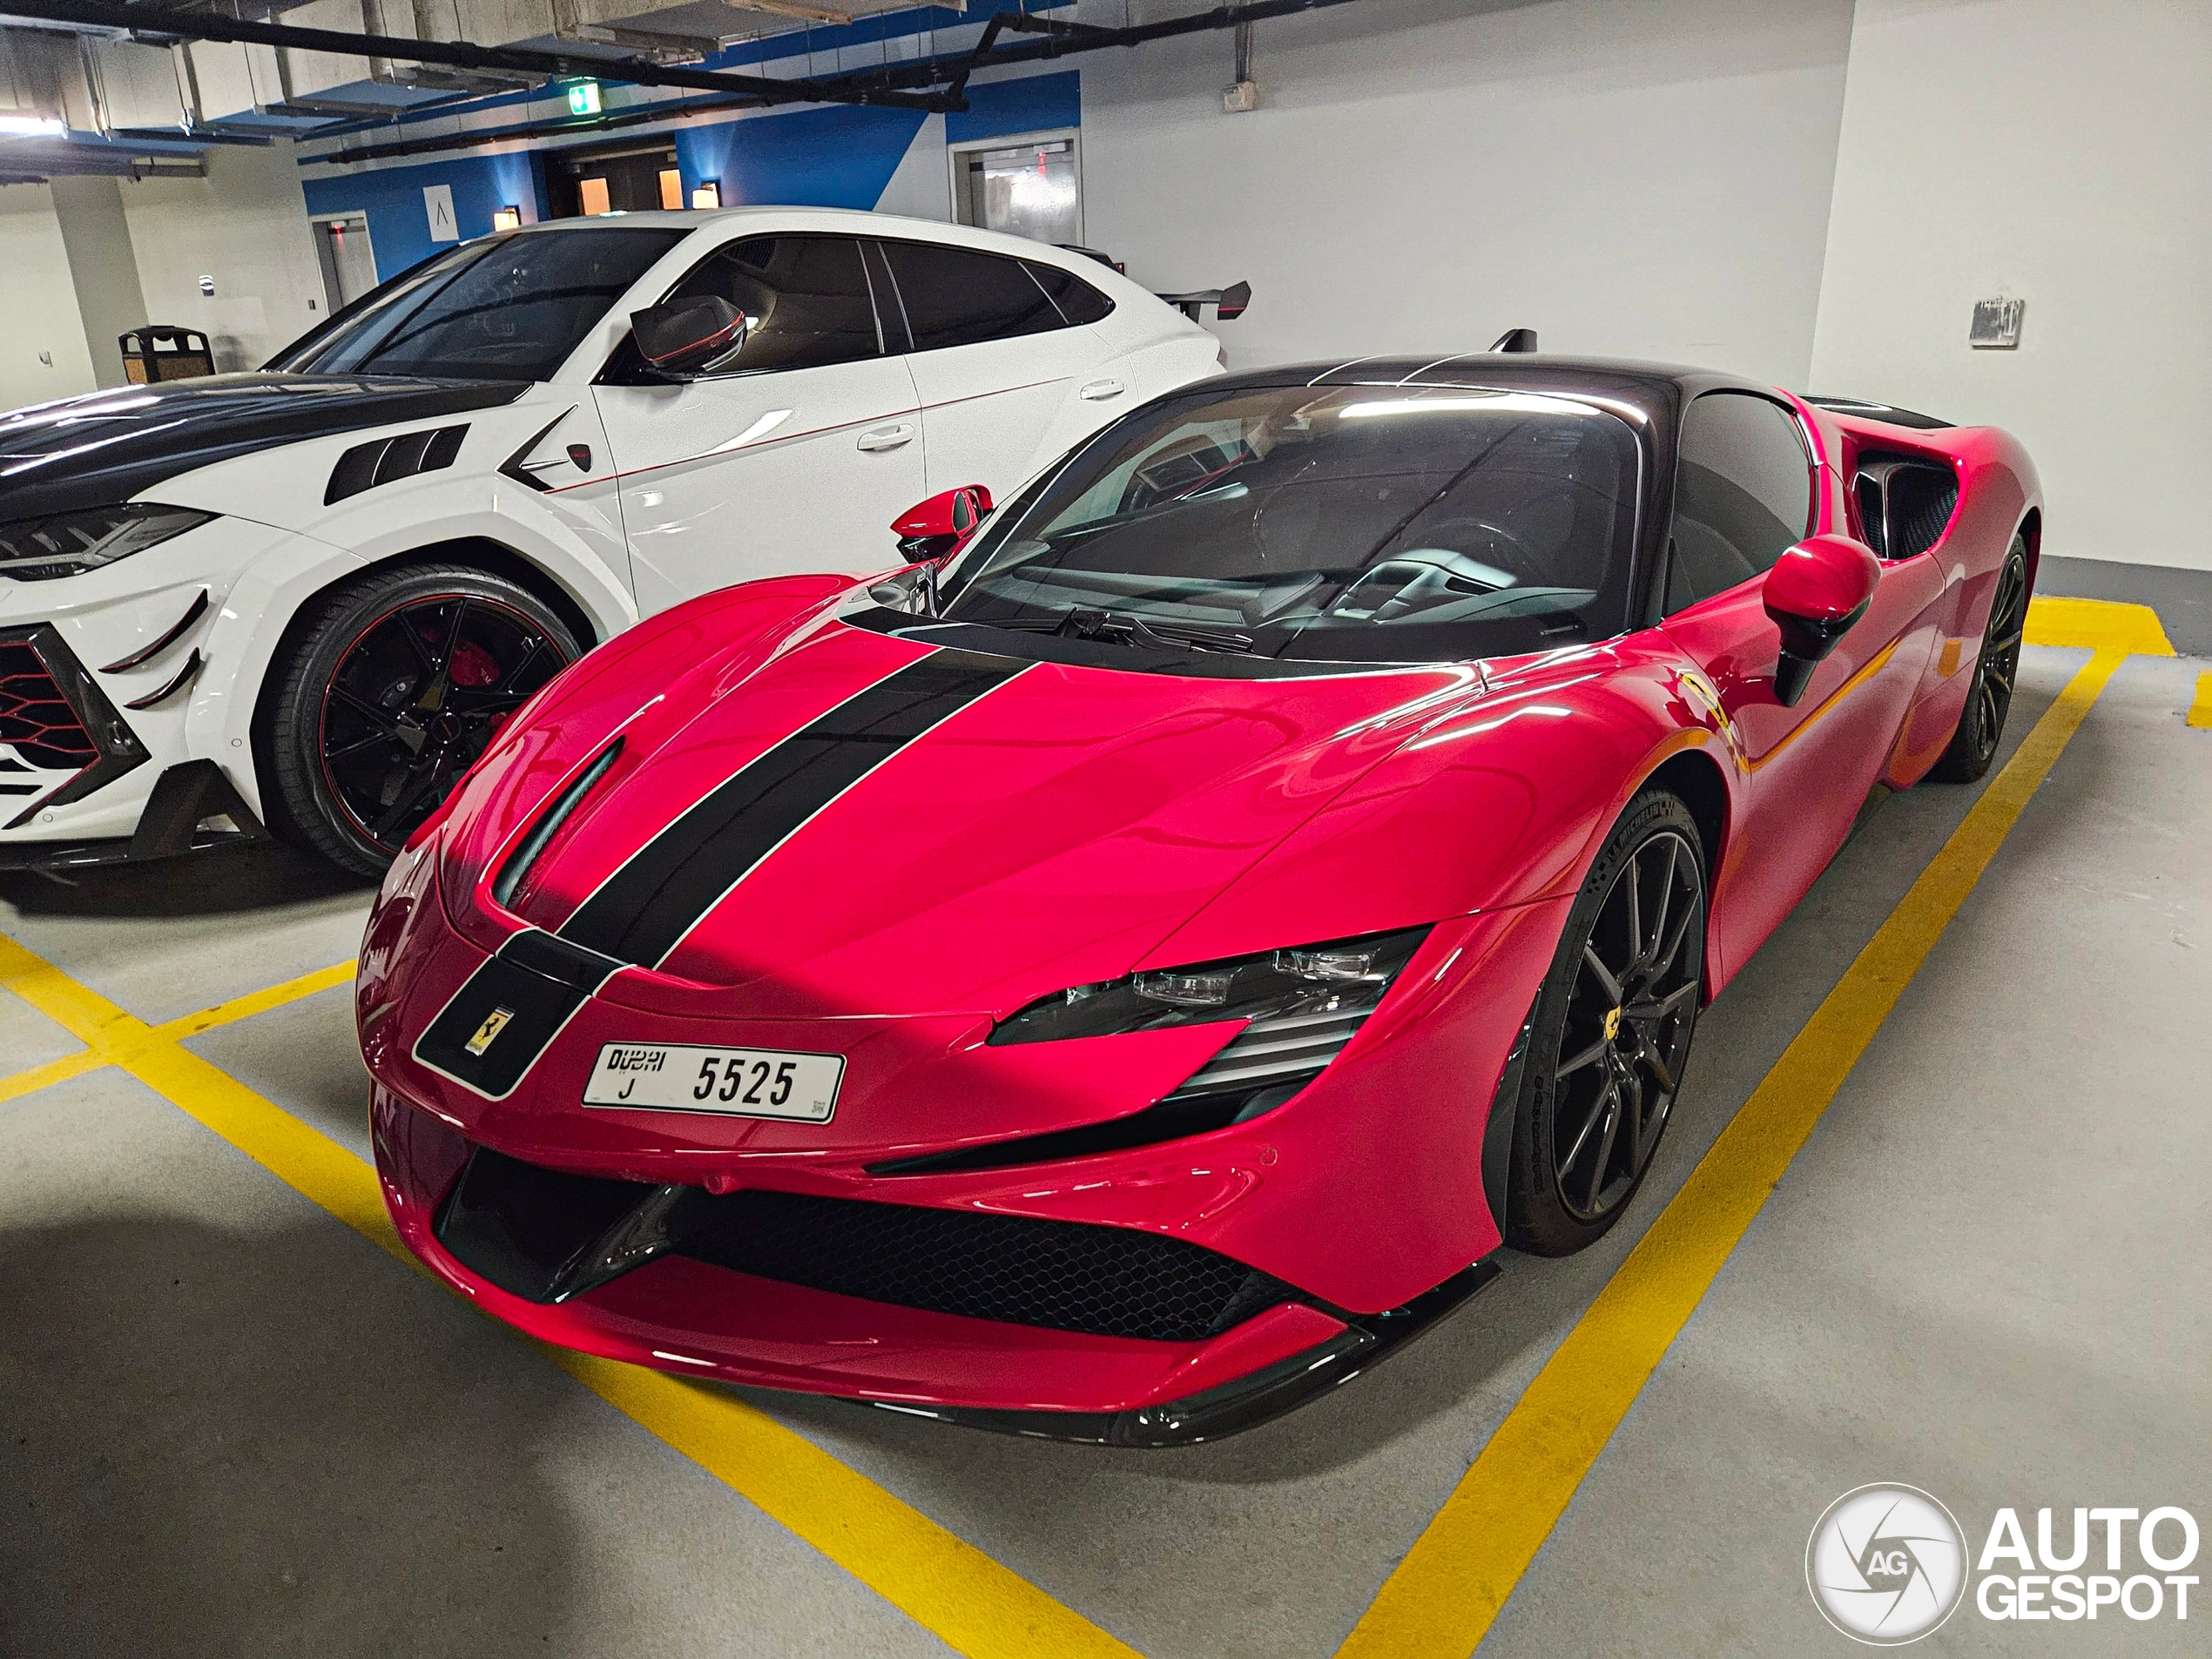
(1079, 379, 1126, 401)
(856, 421, 915, 451)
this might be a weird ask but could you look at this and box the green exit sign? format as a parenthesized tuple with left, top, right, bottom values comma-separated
(567, 81, 602, 117)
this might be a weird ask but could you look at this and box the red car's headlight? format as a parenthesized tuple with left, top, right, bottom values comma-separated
(989, 924, 1432, 1046)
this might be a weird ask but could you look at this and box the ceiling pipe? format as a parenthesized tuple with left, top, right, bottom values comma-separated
(302, 0, 1367, 166)
(801, 0, 1365, 106)
(0, 0, 951, 111)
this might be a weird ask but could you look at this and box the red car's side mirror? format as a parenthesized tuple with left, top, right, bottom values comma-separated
(1763, 533, 1880, 707)
(891, 484, 993, 566)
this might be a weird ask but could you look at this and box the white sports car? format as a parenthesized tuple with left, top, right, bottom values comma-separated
(0, 208, 1229, 874)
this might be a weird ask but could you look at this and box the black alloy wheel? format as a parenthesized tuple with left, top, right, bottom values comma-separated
(262, 563, 580, 877)
(1929, 536, 2030, 783)
(1505, 790, 1707, 1255)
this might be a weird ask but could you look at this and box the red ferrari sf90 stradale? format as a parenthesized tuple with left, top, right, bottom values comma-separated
(357, 356, 2038, 1443)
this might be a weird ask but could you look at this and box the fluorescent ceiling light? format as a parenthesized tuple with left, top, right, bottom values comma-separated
(0, 113, 66, 138)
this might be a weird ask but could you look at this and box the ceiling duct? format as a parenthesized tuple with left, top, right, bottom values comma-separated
(360, 0, 540, 94)
(0, 0, 948, 108)
(0, 0, 1363, 164)
(548, 0, 718, 70)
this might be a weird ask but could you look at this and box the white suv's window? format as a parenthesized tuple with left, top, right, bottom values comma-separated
(873, 240, 1110, 352)
(271, 227, 686, 382)
(601, 234, 887, 382)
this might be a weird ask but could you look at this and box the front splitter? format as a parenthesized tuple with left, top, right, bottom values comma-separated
(854, 1255, 1504, 1447)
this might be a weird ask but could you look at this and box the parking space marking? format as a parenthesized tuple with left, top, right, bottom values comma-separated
(3, 595, 2175, 1659)
(0, 959, 354, 1105)
(1335, 599, 2171, 1659)
(0, 934, 1143, 1659)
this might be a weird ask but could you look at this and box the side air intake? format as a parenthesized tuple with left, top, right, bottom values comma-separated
(326, 425, 469, 504)
(1853, 454, 1959, 562)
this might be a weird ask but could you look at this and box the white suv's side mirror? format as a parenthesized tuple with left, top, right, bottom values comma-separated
(631, 295, 749, 376)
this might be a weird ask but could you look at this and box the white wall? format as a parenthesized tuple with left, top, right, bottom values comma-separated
(1077, 0, 1856, 388)
(119, 144, 327, 372)
(0, 185, 98, 410)
(1810, 0, 2212, 571)
(875, 111, 954, 223)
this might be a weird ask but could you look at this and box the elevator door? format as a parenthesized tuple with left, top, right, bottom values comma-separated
(311, 214, 379, 311)
(953, 134, 1081, 246)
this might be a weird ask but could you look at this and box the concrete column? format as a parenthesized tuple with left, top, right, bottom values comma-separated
(51, 173, 151, 388)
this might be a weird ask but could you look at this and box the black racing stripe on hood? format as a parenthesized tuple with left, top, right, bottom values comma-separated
(0, 373, 527, 521)
(409, 650, 1024, 1102)
(557, 649, 1027, 970)
(411, 928, 628, 1100)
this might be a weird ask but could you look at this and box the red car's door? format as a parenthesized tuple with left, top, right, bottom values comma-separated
(1657, 393, 1939, 980)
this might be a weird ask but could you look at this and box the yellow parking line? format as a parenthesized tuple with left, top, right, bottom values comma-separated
(3, 593, 2173, 1659)
(1337, 612, 2159, 1658)
(2187, 671, 2212, 730)
(2024, 593, 2175, 655)
(0, 929, 1141, 1659)
(154, 961, 361, 1041)
(0, 940, 140, 1052)
(0, 957, 356, 1105)
(0, 1048, 105, 1106)
(556, 1350, 1145, 1659)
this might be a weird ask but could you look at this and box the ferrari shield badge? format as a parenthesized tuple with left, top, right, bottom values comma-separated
(465, 1008, 515, 1056)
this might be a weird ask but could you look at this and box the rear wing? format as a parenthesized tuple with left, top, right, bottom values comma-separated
(1054, 246, 1251, 323)
(1157, 282, 1251, 323)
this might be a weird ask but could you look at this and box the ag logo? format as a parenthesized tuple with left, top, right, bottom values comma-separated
(1806, 1485, 1966, 1645)
(464, 1008, 514, 1056)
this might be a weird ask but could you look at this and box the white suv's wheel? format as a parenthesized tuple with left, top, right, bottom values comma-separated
(260, 563, 580, 876)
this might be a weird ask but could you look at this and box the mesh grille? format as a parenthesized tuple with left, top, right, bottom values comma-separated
(1887, 469, 1959, 561)
(0, 637, 96, 769)
(682, 1189, 1289, 1342)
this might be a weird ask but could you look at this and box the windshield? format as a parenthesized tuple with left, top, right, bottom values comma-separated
(937, 382, 1642, 663)
(267, 227, 686, 382)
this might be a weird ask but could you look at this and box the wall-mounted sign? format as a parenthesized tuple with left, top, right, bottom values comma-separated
(1969, 297, 2024, 349)
(568, 81, 603, 117)
(423, 185, 459, 244)
(197, 273, 215, 296)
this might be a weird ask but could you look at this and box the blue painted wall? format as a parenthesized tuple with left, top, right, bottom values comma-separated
(677, 103, 927, 211)
(947, 71, 1080, 144)
(303, 151, 548, 280)
(303, 69, 1082, 283)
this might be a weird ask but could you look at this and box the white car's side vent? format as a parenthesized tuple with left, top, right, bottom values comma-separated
(325, 425, 469, 505)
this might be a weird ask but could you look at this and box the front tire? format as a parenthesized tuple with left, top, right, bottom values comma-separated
(1505, 790, 1708, 1256)
(261, 563, 580, 877)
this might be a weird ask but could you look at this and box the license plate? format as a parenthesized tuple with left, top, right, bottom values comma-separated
(583, 1043, 844, 1121)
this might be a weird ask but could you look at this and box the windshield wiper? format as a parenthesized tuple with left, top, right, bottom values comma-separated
(1015, 605, 1255, 654)
(1055, 606, 1254, 654)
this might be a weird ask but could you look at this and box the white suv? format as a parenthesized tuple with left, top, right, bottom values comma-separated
(0, 208, 1226, 874)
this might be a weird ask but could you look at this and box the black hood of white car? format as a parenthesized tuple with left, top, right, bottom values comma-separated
(0, 373, 528, 521)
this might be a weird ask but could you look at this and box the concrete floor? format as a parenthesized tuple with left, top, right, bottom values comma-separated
(2, 630, 2205, 1657)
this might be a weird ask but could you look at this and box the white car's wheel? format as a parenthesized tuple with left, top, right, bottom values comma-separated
(261, 563, 580, 876)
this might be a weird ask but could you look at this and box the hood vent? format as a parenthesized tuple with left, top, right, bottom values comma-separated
(492, 738, 624, 910)
(325, 425, 469, 505)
